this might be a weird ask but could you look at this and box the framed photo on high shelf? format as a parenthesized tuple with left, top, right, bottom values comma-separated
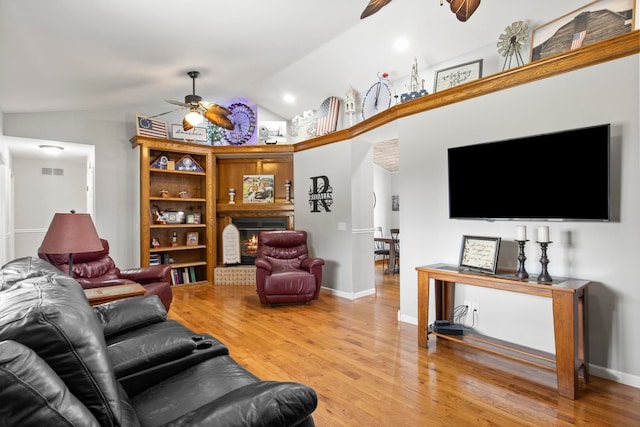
(530, 0, 635, 62)
(459, 235, 501, 274)
(433, 59, 483, 93)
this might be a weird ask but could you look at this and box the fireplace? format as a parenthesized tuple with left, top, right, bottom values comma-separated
(232, 217, 288, 265)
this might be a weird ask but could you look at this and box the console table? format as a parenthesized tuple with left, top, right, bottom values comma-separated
(416, 264, 589, 399)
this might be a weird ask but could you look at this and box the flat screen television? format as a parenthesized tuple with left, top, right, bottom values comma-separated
(447, 124, 610, 221)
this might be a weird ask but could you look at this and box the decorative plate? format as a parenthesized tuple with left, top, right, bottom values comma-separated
(224, 102, 257, 145)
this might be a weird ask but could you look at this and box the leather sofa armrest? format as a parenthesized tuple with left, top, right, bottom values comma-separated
(162, 381, 318, 427)
(120, 265, 171, 285)
(108, 332, 197, 378)
(254, 258, 272, 272)
(93, 294, 167, 339)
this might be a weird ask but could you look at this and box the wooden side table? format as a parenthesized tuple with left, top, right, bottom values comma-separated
(84, 283, 146, 306)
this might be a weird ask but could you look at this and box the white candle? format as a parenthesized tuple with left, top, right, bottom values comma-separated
(538, 226, 549, 243)
(516, 225, 526, 241)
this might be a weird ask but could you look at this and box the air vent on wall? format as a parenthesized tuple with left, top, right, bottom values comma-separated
(42, 168, 64, 176)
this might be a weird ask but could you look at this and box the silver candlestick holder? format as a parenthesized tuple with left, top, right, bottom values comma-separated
(515, 240, 529, 279)
(228, 188, 236, 204)
(537, 241, 553, 283)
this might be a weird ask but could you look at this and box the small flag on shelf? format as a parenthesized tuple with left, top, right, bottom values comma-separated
(136, 115, 168, 139)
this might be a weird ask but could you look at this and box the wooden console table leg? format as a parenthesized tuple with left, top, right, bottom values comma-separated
(434, 280, 454, 322)
(578, 288, 590, 383)
(418, 271, 430, 347)
(552, 290, 579, 399)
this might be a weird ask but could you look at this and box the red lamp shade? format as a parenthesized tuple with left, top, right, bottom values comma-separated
(39, 212, 103, 277)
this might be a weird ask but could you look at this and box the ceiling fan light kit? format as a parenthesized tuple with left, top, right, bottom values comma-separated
(164, 71, 235, 132)
(185, 109, 204, 126)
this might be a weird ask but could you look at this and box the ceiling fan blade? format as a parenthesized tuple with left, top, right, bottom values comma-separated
(148, 107, 183, 119)
(448, 0, 481, 22)
(203, 108, 234, 130)
(201, 102, 231, 117)
(167, 99, 191, 107)
(360, 0, 392, 19)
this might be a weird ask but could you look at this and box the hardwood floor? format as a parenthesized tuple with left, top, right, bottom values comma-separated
(167, 266, 640, 426)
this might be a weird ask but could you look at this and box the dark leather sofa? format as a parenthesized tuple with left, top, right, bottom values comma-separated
(39, 238, 173, 311)
(0, 257, 318, 426)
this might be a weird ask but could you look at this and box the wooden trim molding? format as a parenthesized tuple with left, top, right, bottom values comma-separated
(294, 30, 639, 152)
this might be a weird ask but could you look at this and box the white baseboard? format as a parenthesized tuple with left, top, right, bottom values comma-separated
(589, 365, 640, 389)
(321, 286, 375, 300)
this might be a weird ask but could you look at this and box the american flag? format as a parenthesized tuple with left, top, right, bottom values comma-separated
(570, 31, 586, 50)
(136, 115, 168, 138)
(316, 96, 341, 136)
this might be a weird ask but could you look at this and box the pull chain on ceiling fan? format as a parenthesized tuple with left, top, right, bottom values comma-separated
(165, 71, 234, 131)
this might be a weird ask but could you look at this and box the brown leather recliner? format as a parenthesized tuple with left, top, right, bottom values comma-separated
(255, 230, 324, 305)
(39, 238, 173, 310)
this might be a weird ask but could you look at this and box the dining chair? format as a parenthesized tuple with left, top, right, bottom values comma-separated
(390, 228, 400, 273)
(374, 226, 389, 270)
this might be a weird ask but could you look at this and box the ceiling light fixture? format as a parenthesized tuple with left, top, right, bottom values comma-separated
(184, 109, 204, 126)
(394, 37, 410, 52)
(283, 93, 295, 104)
(39, 145, 64, 155)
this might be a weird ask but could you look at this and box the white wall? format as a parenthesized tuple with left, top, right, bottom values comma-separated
(373, 164, 392, 236)
(294, 139, 375, 298)
(0, 113, 9, 265)
(397, 55, 639, 386)
(11, 155, 86, 258)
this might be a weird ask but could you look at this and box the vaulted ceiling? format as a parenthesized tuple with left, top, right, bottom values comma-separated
(0, 0, 599, 167)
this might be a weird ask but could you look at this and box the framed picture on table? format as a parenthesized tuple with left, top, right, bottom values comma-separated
(459, 235, 501, 274)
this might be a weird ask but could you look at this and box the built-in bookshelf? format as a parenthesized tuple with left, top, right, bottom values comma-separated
(134, 137, 214, 285)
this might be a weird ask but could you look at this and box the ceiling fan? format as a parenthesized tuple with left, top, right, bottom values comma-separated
(165, 71, 234, 131)
(360, 0, 481, 22)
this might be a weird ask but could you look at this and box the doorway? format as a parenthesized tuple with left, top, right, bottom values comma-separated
(5, 137, 95, 260)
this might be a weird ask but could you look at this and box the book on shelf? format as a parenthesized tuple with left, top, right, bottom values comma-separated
(170, 266, 198, 285)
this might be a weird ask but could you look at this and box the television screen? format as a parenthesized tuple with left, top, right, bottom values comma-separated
(447, 124, 610, 221)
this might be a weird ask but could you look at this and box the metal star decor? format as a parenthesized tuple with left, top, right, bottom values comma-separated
(497, 21, 529, 71)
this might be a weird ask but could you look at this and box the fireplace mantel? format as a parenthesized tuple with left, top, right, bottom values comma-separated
(216, 203, 294, 213)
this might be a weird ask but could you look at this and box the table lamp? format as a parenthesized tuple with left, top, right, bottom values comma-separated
(39, 211, 103, 277)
